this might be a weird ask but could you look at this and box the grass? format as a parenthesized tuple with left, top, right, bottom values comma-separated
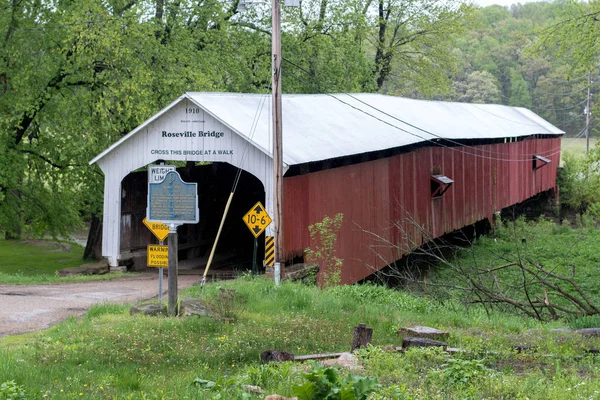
(0, 277, 599, 399)
(0, 240, 130, 284)
(560, 137, 598, 166)
(561, 137, 597, 155)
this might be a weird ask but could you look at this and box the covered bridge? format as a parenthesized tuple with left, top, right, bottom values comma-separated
(90, 92, 562, 284)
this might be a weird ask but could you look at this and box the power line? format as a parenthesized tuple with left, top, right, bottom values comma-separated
(533, 98, 587, 112)
(532, 86, 588, 97)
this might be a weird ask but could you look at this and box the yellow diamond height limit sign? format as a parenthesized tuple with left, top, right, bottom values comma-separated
(243, 201, 272, 238)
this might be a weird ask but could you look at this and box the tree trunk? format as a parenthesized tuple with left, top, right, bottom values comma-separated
(83, 214, 103, 260)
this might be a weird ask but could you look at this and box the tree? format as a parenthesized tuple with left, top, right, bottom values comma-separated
(452, 71, 501, 104)
(536, 1, 600, 73)
(509, 68, 532, 108)
(0, 0, 270, 246)
(276, 0, 473, 95)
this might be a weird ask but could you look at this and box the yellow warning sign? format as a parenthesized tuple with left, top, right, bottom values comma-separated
(143, 218, 170, 241)
(265, 235, 274, 267)
(243, 201, 272, 238)
(147, 245, 168, 267)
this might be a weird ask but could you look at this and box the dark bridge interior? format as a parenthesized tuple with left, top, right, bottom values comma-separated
(120, 162, 266, 275)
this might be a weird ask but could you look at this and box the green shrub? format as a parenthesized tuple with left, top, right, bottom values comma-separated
(305, 214, 344, 287)
(293, 362, 378, 400)
(0, 381, 25, 400)
(438, 357, 491, 386)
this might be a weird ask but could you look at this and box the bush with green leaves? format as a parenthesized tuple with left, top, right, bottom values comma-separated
(293, 362, 378, 400)
(558, 151, 600, 216)
(438, 358, 491, 386)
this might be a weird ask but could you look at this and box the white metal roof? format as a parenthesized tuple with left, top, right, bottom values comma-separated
(91, 92, 563, 167)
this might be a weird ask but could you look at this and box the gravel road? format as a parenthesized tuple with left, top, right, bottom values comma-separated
(0, 274, 199, 337)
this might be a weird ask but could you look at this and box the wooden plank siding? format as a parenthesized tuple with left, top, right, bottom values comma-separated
(283, 137, 561, 284)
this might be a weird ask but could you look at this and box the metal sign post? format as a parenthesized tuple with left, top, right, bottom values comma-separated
(143, 218, 170, 303)
(252, 237, 258, 275)
(158, 240, 164, 303)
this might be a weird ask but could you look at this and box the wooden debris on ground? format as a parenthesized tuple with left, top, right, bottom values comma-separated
(293, 352, 345, 361)
(402, 337, 448, 351)
(351, 323, 373, 352)
(513, 344, 537, 353)
(261, 350, 295, 363)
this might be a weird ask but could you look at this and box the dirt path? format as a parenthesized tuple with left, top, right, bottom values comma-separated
(0, 274, 199, 337)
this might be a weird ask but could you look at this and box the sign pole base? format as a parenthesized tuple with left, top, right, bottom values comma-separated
(274, 262, 281, 286)
(158, 267, 164, 303)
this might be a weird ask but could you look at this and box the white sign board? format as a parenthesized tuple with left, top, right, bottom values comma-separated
(148, 165, 176, 184)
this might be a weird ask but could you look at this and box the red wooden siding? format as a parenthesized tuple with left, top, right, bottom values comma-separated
(283, 137, 561, 284)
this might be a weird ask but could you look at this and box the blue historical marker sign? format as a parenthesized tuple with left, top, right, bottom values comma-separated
(147, 171, 199, 225)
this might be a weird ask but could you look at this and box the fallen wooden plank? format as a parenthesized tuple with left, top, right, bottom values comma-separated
(293, 352, 345, 361)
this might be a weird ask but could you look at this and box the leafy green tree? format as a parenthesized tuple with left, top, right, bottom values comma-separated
(509, 68, 532, 107)
(452, 71, 501, 104)
(0, 0, 270, 244)
(536, 1, 600, 72)
(278, 0, 473, 95)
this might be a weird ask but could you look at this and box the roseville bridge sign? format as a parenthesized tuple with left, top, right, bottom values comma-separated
(147, 171, 199, 225)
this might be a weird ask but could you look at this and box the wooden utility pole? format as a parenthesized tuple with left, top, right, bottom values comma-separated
(272, 0, 283, 283)
(586, 71, 592, 157)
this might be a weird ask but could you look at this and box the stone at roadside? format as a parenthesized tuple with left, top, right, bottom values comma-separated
(265, 264, 319, 284)
(130, 304, 167, 316)
(551, 328, 600, 336)
(58, 260, 109, 277)
(179, 298, 213, 317)
(398, 326, 449, 341)
(242, 385, 264, 395)
(402, 337, 448, 351)
(320, 352, 362, 370)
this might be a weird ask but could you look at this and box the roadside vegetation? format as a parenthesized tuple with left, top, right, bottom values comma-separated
(2, 277, 600, 399)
